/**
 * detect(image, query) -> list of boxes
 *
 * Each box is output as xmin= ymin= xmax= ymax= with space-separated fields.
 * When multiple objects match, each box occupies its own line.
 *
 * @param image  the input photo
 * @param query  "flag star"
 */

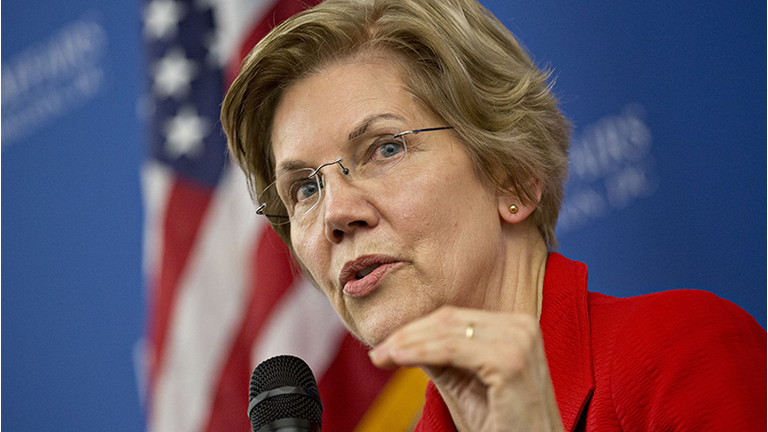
xmin=203 ymin=31 xmax=225 ymax=68
xmin=164 ymin=106 xmax=210 ymax=159
xmin=153 ymin=48 xmax=198 ymax=99
xmin=143 ymin=0 xmax=186 ymax=40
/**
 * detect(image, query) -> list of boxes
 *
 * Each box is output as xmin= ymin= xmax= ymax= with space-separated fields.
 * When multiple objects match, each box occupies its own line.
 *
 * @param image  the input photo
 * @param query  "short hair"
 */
xmin=221 ymin=0 xmax=570 ymax=250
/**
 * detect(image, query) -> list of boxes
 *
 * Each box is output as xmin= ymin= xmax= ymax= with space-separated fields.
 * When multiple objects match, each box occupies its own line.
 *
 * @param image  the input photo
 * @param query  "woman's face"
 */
xmin=271 ymin=56 xmax=509 ymax=346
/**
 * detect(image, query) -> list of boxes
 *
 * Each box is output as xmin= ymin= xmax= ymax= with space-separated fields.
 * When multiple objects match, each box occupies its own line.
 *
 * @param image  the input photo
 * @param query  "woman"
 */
xmin=221 ymin=0 xmax=766 ymax=430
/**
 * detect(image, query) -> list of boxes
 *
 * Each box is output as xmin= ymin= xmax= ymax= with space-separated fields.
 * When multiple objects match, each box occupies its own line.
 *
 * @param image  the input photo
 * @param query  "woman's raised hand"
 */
xmin=369 ymin=306 xmax=564 ymax=432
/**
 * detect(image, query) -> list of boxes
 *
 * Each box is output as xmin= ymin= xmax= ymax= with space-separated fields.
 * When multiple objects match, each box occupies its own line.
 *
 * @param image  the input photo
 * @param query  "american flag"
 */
xmin=140 ymin=0 xmax=429 ymax=430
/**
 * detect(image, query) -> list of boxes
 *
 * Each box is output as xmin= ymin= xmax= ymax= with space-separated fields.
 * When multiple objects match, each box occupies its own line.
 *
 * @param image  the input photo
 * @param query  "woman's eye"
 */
xmin=292 ymin=180 xmax=319 ymax=204
xmin=373 ymin=139 xmax=404 ymax=160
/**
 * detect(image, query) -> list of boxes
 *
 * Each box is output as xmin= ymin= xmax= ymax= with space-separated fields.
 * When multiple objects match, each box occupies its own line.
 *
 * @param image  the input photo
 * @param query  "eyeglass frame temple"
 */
xmin=255 ymin=202 xmax=285 ymax=218
xmin=394 ymin=126 xmax=453 ymax=139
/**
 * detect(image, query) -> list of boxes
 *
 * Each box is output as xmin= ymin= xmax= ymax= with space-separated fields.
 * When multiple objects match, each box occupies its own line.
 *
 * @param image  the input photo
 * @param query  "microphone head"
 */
xmin=248 ymin=355 xmax=322 ymax=432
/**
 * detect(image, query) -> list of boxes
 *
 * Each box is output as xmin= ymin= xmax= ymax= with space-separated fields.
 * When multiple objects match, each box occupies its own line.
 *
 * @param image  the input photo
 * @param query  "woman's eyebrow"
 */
xmin=347 ymin=113 xmax=404 ymax=141
xmin=276 ymin=159 xmax=309 ymax=175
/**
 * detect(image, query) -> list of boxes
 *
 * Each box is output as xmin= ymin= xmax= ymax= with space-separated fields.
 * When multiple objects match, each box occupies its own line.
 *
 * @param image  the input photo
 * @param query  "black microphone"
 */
xmin=248 ymin=355 xmax=323 ymax=432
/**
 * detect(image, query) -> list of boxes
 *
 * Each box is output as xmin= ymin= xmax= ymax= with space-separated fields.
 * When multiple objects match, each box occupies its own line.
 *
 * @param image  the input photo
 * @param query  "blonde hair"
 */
xmin=221 ymin=0 xmax=570 ymax=249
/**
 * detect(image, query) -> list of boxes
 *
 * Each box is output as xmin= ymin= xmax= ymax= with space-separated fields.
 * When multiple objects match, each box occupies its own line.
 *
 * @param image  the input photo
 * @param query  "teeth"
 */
xmin=355 ymin=263 xmax=381 ymax=279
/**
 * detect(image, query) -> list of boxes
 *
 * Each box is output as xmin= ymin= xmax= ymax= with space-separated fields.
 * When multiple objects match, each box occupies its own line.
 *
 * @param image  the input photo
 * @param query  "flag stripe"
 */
xmin=140 ymin=162 xmax=173 ymax=290
xmin=149 ymin=176 xmax=214 ymax=392
xmin=214 ymin=0 xmax=275 ymax=75
xmin=203 ymin=224 xmax=298 ymax=431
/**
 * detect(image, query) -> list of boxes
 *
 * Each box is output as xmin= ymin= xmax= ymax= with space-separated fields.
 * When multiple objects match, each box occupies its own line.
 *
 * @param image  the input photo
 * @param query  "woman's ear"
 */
xmin=497 ymin=180 xmax=542 ymax=224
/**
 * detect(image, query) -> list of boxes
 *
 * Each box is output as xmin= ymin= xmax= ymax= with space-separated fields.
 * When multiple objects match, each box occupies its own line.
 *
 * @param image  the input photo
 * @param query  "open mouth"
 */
xmin=339 ymin=255 xmax=399 ymax=288
xmin=355 ymin=263 xmax=382 ymax=279
xmin=340 ymin=258 xmax=400 ymax=298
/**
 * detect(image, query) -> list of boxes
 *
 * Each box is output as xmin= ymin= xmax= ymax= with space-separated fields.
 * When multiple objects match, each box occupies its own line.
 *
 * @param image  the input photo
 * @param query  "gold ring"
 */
xmin=465 ymin=323 xmax=475 ymax=339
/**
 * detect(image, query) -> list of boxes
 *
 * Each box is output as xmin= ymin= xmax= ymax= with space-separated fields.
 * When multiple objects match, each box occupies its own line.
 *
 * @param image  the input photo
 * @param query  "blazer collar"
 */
xmin=540 ymin=252 xmax=595 ymax=432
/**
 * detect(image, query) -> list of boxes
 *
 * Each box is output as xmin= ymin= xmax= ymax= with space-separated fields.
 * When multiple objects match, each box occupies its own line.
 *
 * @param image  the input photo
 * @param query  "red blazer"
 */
xmin=416 ymin=253 xmax=766 ymax=431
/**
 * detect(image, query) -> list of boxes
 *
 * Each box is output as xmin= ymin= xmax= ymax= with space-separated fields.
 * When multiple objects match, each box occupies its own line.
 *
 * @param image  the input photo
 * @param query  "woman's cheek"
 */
xmin=292 ymin=236 xmax=325 ymax=285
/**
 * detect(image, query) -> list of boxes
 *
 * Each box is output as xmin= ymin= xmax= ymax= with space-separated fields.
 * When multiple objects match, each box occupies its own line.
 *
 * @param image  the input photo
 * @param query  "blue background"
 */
xmin=2 ymin=1 xmax=765 ymax=430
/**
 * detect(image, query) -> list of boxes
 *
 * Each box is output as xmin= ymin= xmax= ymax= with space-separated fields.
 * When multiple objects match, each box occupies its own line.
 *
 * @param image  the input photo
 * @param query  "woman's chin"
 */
xmin=339 ymin=278 xmax=438 ymax=347
xmin=349 ymin=304 xmax=426 ymax=348
xmin=357 ymin=323 xmax=394 ymax=348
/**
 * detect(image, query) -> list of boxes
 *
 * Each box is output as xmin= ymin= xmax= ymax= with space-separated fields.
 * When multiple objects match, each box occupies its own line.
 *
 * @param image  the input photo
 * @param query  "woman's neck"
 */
xmin=479 ymin=222 xmax=548 ymax=317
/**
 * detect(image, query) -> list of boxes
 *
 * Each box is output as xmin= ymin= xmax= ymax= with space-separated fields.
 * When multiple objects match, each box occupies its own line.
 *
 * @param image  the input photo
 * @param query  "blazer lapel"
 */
xmin=540 ymin=253 xmax=595 ymax=432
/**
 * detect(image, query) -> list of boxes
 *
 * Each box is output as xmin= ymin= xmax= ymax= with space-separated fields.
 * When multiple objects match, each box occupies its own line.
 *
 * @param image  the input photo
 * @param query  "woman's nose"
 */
xmin=320 ymin=175 xmax=379 ymax=243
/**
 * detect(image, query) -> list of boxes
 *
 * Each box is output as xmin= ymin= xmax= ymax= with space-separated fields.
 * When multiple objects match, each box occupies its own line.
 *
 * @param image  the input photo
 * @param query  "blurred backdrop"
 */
xmin=2 ymin=0 xmax=765 ymax=431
